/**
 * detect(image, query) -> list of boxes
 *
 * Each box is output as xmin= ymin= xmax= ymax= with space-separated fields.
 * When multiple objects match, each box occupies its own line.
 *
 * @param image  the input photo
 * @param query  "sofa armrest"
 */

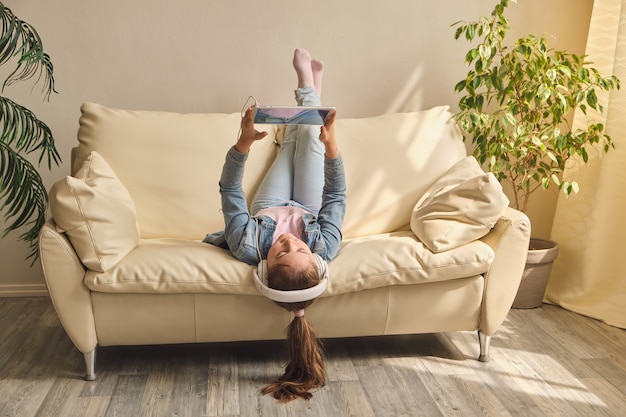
xmin=39 ymin=219 xmax=97 ymax=354
xmin=479 ymin=207 xmax=531 ymax=335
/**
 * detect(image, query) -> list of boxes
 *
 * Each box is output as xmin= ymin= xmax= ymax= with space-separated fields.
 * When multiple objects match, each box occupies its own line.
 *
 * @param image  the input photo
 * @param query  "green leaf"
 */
xmin=559 ymin=65 xmax=572 ymax=77
xmin=471 ymin=76 xmax=483 ymax=91
xmin=454 ymin=26 xmax=464 ymax=40
xmin=581 ymin=146 xmax=589 ymax=163
xmin=587 ymin=89 xmax=598 ymax=109
xmin=479 ymin=45 xmax=491 ymax=60
xmin=0 ymin=6 xmax=57 ymax=99
xmin=0 ymin=96 xmax=60 ymax=168
xmin=0 ymin=141 xmax=49 ymax=262
xmin=466 ymin=24 xmax=476 ymax=41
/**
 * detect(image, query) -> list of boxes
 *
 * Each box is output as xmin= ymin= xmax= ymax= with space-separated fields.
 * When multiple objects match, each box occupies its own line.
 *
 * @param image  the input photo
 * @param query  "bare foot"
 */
xmin=293 ymin=48 xmax=314 ymax=89
xmin=311 ymin=59 xmax=324 ymax=97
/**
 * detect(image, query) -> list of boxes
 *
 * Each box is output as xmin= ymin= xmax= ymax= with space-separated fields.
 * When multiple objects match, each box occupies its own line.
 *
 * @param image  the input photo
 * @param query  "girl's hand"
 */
xmin=319 ymin=111 xmax=339 ymax=158
xmin=235 ymin=107 xmax=268 ymax=153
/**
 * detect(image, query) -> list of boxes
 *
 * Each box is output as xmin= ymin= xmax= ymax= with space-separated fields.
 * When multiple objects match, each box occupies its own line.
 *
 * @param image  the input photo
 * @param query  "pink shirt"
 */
xmin=255 ymin=206 xmax=307 ymax=243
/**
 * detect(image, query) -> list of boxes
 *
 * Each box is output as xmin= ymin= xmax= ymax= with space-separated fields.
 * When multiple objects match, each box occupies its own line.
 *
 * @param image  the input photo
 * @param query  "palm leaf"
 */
xmin=0 ymin=98 xmax=60 ymax=263
xmin=0 ymin=96 xmax=61 ymax=168
xmin=0 ymin=3 xmax=56 ymax=99
xmin=0 ymin=140 xmax=48 ymax=264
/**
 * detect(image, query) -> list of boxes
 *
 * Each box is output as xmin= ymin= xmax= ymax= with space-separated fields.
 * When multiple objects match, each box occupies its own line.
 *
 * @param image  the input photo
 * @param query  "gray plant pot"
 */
xmin=511 ymin=238 xmax=560 ymax=309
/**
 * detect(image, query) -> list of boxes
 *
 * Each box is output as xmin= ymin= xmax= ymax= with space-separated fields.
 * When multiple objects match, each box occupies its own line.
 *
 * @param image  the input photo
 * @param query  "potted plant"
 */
xmin=451 ymin=0 xmax=620 ymax=307
xmin=0 ymin=3 xmax=60 ymax=264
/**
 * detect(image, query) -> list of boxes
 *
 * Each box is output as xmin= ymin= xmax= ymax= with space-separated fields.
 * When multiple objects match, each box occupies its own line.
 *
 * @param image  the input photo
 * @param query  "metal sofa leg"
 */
xmin=478 ymin=331 xmax=491 ymax=362
xmin=84 ymin=349 xmax=97 ymax=381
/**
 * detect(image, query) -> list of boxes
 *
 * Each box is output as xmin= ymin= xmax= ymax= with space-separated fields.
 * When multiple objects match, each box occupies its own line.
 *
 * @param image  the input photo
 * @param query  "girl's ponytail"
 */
xmin=262 ymin=263 xmax=326 ymax=402
xmin=261 ymin=314 xmax=325 ymax=402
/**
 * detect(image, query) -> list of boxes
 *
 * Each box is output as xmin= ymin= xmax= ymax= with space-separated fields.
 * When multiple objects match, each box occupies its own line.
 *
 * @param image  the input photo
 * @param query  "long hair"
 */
xmin=260 ymin=262 xmax=326 ymax=402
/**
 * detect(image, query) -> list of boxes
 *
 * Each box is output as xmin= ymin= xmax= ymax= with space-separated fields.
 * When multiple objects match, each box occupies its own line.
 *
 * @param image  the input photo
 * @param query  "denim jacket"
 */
xmin=203 ymin=146 xmax=346 ymax=265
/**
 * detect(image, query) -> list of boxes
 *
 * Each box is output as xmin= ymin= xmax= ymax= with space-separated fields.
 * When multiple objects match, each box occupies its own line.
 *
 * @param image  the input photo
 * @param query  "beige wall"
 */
xmin=0 ymin=0 xmax=593 ymax=295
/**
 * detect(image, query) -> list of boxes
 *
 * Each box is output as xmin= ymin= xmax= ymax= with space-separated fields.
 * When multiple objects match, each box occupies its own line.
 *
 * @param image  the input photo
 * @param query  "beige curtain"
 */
xmin=545 ymin=0 xmax=626 ymax=329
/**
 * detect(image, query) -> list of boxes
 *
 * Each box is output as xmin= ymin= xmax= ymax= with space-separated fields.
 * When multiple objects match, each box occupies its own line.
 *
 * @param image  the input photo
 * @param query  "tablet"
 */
xmin=252 ymin=106 xmax=335 ymax=125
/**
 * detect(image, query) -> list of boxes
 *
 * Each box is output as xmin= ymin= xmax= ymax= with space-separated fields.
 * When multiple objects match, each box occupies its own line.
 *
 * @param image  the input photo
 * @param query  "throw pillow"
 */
xmin=49 ymin=151 xmax=139 ymax=272
xmin=410 ymin=156 xmax=509 ymax=252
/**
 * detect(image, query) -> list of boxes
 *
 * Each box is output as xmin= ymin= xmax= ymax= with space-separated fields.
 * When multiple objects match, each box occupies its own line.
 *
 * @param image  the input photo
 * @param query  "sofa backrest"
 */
xmin=336 ymin=106 xmax=467 ymax=237
xmin=72 ymin=103 xmax=466 ymax=240
xmin=73 ymin=102 xmax=278 ymax=239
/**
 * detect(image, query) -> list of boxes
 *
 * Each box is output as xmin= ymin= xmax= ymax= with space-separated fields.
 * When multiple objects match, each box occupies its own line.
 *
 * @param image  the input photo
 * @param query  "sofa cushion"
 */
xmin=83 ymin=232 xmax=495 ymax=295
xmin=410 ymin=156 xmax=509 ymax=252
xmin=335 ymin=106 xmax=468 ymax=238
xmin=73 ymin=102 xmax=279 ymax=240
xmin=49 ymin=151 xmax=139 ymax=272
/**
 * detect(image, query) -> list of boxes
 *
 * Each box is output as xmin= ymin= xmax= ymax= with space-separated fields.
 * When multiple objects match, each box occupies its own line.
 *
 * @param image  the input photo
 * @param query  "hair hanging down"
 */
xmin=260 ymin=262 xmax=326 ymax=402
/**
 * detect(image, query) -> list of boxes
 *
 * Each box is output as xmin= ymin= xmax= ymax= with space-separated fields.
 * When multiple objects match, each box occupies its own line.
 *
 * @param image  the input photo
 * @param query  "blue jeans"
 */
xmin=250 ymin=86 xmax=324 ymax=215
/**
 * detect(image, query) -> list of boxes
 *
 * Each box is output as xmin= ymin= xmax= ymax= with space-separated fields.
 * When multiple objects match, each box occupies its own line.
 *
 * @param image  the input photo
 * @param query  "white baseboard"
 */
xmin=0 ymin=283 xmax=49 ymax=297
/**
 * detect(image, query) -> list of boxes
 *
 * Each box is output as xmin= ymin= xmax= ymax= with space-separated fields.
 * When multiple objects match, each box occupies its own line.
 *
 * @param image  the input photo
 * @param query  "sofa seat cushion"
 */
xmin=84 ymin=232 xmax=495 ymax=296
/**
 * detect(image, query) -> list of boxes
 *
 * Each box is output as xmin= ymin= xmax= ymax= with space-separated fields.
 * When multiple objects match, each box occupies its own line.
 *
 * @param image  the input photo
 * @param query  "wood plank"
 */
xmin=68 ymin=395 xmax=110 ymax=417
xmin=331 ymin=380 xmax=377 ymax=417
xmin=206 ymin=350 xmax=239 ymax=417
xmin=138 ymin=352 xmax=179 ymax=417
xmin=356 ymin=363 xmax=421 ymax=417
xmin=383 ymin=357 xmax=444 ymax=417
xmin=233 ymin=342 xmax=265 ymax=417
xmin=324 ymin=339 xmax=360 ymax=382
xmin=33 ymin=376 xmax=85 ymax=417
xmin=495 ymin=349 xmax=592 ymax=417
xmin=470 ymin=359 xmax=546 ymax=417
xmin=103 ymin=374 xmax=147 ymax=417
xmin=0 ymin=378 xmax=55 ymax=417
xmin=173 ymin=348 xmax=210 ymax=417
xmin=579 ymin=377 xmax=626 ymax=415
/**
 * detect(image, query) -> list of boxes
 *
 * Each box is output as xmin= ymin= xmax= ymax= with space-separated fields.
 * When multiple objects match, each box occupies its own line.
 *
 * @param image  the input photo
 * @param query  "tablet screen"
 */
xmin=253 ymin=107 xmax=334 ymax=125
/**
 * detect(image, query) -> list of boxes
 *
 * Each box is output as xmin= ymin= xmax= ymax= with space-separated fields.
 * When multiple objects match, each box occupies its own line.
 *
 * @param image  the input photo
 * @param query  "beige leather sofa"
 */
xmin=39 ymin=103 xmax=530 ymax=380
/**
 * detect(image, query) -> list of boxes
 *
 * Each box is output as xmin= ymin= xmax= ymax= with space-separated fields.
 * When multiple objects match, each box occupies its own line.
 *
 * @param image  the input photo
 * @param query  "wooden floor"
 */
xmin=0 ymin=297 xmax=624 ymax=417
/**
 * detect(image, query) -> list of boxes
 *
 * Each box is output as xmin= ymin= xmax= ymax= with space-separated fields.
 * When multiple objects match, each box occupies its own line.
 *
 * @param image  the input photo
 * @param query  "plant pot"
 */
xmin=511 ymin=238 xmax=560 ymax=309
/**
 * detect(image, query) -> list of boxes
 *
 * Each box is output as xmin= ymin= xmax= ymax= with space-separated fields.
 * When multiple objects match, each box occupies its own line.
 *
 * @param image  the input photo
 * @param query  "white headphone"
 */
xmin=253 ymin=253 xmax=329 ymax=303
